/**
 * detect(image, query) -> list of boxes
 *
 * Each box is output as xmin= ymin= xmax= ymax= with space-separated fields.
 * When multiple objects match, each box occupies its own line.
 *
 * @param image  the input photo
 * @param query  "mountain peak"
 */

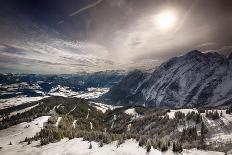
xmin=103 ymin=50 xmax=232 ymax=107
xmin=186 ymin=50 xmax=202 ymax=56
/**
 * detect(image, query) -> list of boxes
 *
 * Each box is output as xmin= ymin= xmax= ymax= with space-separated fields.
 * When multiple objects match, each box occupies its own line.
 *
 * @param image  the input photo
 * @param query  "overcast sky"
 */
xmin=0 ymin=0 xmax=232 ymax=74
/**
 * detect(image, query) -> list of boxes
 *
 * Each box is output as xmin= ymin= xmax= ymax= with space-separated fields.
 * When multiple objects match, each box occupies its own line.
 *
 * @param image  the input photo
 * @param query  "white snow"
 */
xmin=0 ymin=138 xmax=226 ymax=155
xmin=48 ymin=86 xmax=109 ymax=99
xmin=86 ymin=109 xmax=90 ymax=119
xmin=209 ymin=132 xmax=232 ymax=143
xmin=125 ymin=108 xmax=136 ymax=115
xmin=55 ymin=117 xmax=62 ymax=127
xmin=0 ymin=96 xmax=49 ymax=110
xmin=167 ymin=109 xmax=198 ymax=119
xmin=0 ymin=116 xmax=50 ymax=147
xmin=72 ymin=120 xmax=77 ymax=128
xmin=124 ymin=108 xmax=141 ymax=119
xmin=67 ymin=106 xmax=77 ymax=115
xmin=90 ymin=122 xmax=93 ymax=130
xmin=221 ymin=110 xmax=232 ymax=126
xmin=74 ymin=88 xmax=109 ymax=99
xmin=111 ymin=115 xmax=117 ymax=128
xmin=49 ymin=104 xmax=61 ymax=115
xmin=90 ymin=101 xmax=119 ymax=113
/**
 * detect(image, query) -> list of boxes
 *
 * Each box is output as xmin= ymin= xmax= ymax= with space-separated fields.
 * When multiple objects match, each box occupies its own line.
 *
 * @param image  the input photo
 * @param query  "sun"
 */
xmin=156 ymin=11 xmax=177 ymax=29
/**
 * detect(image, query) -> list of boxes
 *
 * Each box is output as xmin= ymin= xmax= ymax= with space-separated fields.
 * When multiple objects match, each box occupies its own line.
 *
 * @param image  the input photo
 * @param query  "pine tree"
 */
xmin=89 ymin=142 xmax=92 ymax=149
xmin=161 ymin=142 xmax=168 ymax=152
xmin=99 ymin=140 xmax=103 ymax=147
xmin=138 ymin=136 xmax=145 ymax=147
xmin=146 ymin=139 xmax=152 ymax=152
xmin=117 ymin=136 xmax=125 ymax=148
xmin=28 ymin=140 xmax=31 ymax=145
xmin=173 ymin=142 xmax=182 ymax=153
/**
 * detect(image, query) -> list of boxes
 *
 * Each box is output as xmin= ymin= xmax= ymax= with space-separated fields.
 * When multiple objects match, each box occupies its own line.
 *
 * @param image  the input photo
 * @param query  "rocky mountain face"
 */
xmin=102 ymin=50 xmax=232 ymax=107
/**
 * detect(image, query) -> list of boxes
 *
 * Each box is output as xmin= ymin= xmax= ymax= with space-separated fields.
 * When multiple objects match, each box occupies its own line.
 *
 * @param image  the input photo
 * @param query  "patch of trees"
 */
xmin=0 ymin=97 xmax=61 ymax=130
xmin=186 ymin=111 xmax=202 ymax=124
xmin=173 ymin=142 xmax=183 ymax=153
xmin=47 ymin=116 xmax=58 ymax=124
xmin=197 ymin=108 xmax=205 ymax=113
xmin=0 ymin=99 xmax=39 ymax=116
xmin=226 ymin=106 xmax=232 ymax=114
xmin=174 ymin=111 xmax=185 ymax=120
xmin=105 ymin=113 xmax=131 ymax=134
xmin=205 ymin=110 xmax=220 ymax=120
xmin=128 ymin=112 xmax=176 ymax=138
xmin=0 ymin=96 xmax=103 ymax=130
xmin=181 ymin=127 xmax=198 ymax=141
xmin=137 ymin=136 xmax=173 ymax=153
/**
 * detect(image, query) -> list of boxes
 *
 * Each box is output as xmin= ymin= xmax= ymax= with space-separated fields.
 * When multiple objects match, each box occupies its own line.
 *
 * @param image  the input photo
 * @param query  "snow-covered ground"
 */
xmin=204 ymin=110 xmax=232 ymax=144
xmin=48 ymin=85 xmax=109 ymax=99
xmin=90 ymin=101 xmax=119 ymax=113
xmin=55 ymin=117 xmax=62 ymax=127
xmin=0 ymin=137 xmax=227 ymax=155
xmin=0 ymin=108 xmax=232 ymax=154
xmin=0 ymin=96 xmax=49 ymax=110
xmin=167 ymin=109 xmax=198 ymax=119
xmin=0 ymin=116 xmax=50 ymax=147
xmin=124 ymin=108 xmax=141 ymax=119
xmin=73 ymin=87 xmax=109 ymax=99
xmin=0 ymin=87 xmax=108 ymax=111
xmin=167 ymin=109 xmax=232 ymax=147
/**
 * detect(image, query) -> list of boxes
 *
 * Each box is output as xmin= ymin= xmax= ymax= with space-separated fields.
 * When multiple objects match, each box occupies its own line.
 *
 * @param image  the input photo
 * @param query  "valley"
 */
xmin=0 ymin=52 xmax=232 ymax=155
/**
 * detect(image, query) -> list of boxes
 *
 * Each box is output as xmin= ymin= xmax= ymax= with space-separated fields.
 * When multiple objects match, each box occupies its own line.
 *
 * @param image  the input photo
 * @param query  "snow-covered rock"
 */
xmin=103 ymin=50 xmax=232 ymax=107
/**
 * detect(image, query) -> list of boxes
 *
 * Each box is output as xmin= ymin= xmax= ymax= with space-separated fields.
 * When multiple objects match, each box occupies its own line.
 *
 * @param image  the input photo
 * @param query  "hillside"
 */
xmin=0 ymin=96 xmax=232 ymax=154
xmin=102 ymin=51 xmax=232 ymax=107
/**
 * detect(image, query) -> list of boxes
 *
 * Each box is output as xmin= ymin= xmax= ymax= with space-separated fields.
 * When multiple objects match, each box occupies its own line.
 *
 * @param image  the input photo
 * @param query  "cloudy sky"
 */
xmin=0 ymin=0 xmax=232 ymax=74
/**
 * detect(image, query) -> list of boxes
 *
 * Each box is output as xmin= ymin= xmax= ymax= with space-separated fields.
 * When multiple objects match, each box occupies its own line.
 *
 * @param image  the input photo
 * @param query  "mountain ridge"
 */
xmin=101 ymin=50 xmax=232 ymax=107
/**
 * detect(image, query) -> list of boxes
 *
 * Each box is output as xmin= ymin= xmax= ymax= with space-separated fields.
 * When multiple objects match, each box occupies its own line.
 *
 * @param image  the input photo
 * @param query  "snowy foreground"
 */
xmin=0 ymin=138 xmax=226 ymax=155
xmin=0 ymin=116 xmax=229 ymax=155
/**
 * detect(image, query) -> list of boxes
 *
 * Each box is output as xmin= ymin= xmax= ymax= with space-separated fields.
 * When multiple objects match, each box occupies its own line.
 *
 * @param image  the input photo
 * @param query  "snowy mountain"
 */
xmin=0 ymin=70 xmax=124 ymax=100
xmin=102 ymin=50 xmax=232 ymax=107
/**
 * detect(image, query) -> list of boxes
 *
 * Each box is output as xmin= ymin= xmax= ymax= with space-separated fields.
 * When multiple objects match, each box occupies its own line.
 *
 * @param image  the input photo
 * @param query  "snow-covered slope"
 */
xmin=103 ymin=51 xmax=232 ymax=107
xmin=0 ymin=87 xmax=108 ymax=110
xmin=0 ymin=116 xmax=50 ymax=147
xmin=166 ymin=109 xmax=232 ymax=146
xmin=0 ymin=138 xmax=227 ymax=155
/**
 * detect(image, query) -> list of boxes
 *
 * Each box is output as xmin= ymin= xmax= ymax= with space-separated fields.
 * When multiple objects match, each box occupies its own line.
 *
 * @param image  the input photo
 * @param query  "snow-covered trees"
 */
xmin=89 ymin=142 xmax=92 ymax=149
xmin=99 ymin=140 xmax=103 ymax=147
xmin=172 ymin=142 xmax=182 ymax=153
xmin=146 ymin=139 xmax=152 ymax=152
xmin=226 ymin=106 xmax=232 ymax=114
xmin=206 ymin=110 xmax=220 ymax=120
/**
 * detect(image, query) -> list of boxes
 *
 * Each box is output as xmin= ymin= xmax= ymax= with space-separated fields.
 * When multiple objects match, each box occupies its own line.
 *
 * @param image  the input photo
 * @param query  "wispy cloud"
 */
xmin=57 ymin=0 xmax=104 ymax=24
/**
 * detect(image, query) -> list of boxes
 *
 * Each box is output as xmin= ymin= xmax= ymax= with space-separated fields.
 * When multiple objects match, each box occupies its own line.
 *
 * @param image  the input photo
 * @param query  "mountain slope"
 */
xmin=102 ymin=50 xmax=232 ymax=107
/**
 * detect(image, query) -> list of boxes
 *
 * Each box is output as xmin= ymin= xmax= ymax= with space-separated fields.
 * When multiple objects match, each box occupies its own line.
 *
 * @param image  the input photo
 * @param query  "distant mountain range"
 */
xmin=0 ymin=70 xmax=125 ymax=99
xmin=102 ymin=51 xmax=232 ymax=107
